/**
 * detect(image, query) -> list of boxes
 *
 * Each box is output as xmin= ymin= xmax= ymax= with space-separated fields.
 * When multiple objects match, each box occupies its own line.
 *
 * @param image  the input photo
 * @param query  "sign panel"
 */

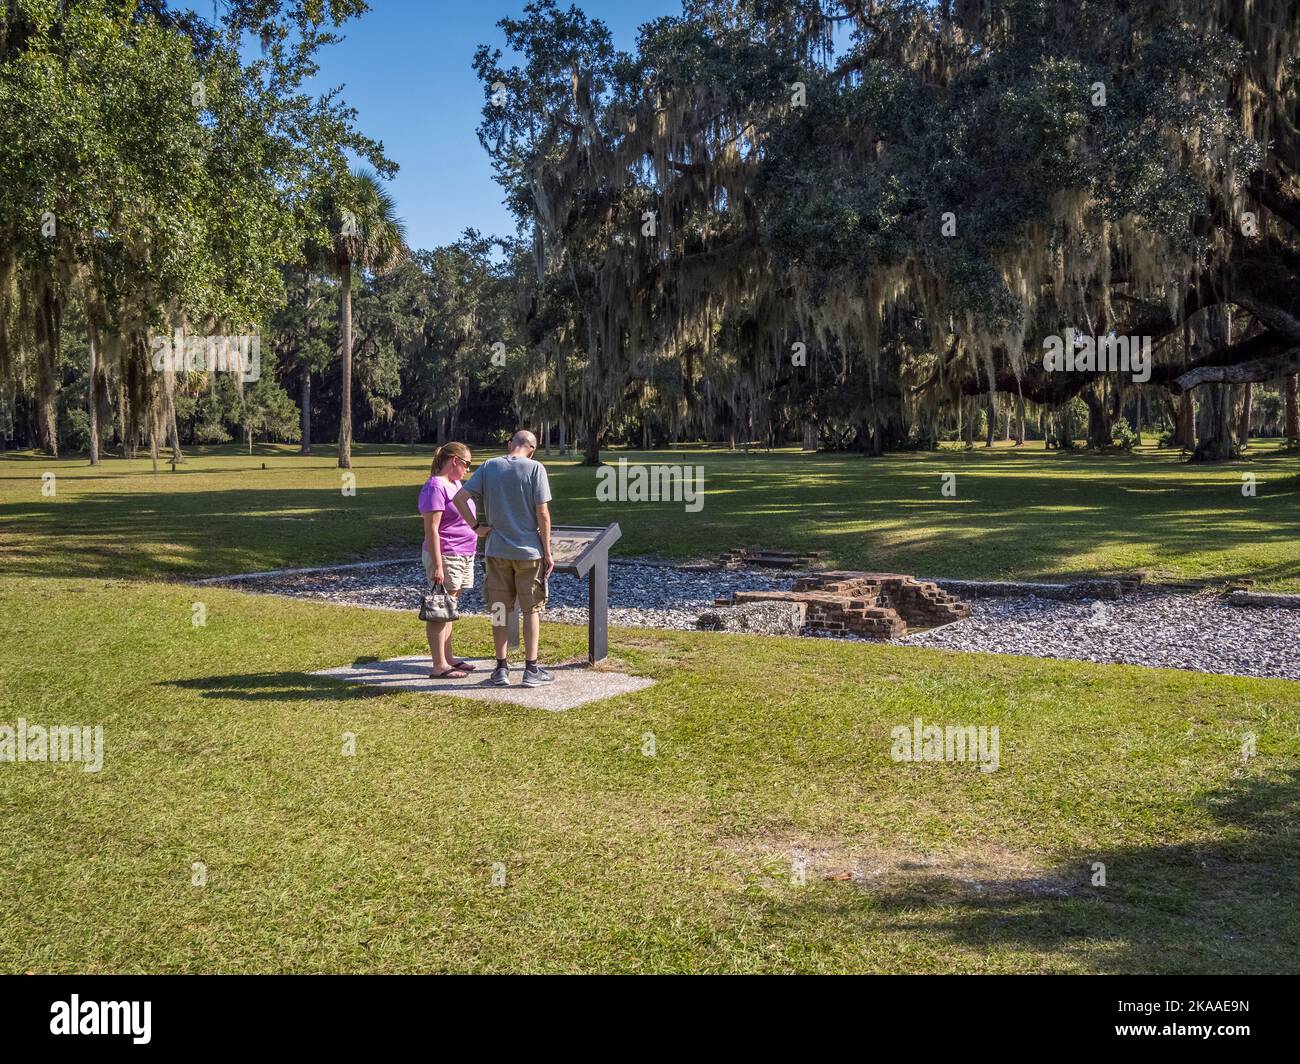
xmin=550 ymin=530 xmax=601 ymax=571
xmin=548 ymin=524 xmax=621 ymax=577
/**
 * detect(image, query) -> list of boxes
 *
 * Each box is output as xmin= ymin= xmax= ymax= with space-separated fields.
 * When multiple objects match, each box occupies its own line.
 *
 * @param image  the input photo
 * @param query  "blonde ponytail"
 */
xmin=431 ymin=441 xmax=471 ymax=476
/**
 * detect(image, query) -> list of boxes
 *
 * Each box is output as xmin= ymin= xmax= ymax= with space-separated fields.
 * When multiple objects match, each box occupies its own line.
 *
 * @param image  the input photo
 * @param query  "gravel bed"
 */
xmin=232 ymin=557 xmax=795 ymax=632
xmin=218 ymin=559 xmax=1300 ymax=681
xmin=902 ymin=592 xmax=1300 ymax=681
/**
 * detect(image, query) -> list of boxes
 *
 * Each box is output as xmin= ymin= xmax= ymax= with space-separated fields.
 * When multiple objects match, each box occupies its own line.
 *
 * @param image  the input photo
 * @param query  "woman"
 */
xmin=419 ymin=442 xmax=482 ymax=678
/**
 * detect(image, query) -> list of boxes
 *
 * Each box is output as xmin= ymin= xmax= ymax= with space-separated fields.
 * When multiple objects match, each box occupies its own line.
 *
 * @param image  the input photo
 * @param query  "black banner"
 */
xmin=1 ymin=974 xmax=1291 ymax=1051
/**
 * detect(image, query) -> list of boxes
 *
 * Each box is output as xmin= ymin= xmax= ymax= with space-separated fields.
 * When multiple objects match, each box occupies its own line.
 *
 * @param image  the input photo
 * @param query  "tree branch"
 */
xmin=1248 ymin=168 xmax=1300 ymax=234
xmin=1171 ymin=345 xmax=1300 ymax=393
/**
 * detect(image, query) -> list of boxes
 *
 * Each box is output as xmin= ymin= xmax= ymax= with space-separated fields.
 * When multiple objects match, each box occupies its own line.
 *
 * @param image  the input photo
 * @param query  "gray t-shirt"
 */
xmin=464 ymin=454 xmax=552 ymax=560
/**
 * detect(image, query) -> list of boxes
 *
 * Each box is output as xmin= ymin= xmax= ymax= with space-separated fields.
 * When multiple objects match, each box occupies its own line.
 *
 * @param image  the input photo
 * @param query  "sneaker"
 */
xmin=521 ymin=665 xmax=555 ymax=687
xmin=489 ymin=665 xmax=512 ymax=687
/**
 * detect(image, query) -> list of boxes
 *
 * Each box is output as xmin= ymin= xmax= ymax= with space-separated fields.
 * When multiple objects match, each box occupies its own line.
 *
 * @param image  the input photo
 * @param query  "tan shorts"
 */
xmin=484 ymin=556 xmax=547 ymax=616
xmin=422 ymin=550 xmax=475 ymax=593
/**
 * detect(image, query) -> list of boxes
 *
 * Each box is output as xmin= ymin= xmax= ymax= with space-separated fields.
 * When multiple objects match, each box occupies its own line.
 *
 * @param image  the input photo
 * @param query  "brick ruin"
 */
xmin=714 ymin=571 xmax=971 ymax=638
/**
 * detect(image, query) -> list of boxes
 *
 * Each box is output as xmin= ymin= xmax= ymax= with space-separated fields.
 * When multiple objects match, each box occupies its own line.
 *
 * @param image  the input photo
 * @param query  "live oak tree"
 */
xmin=475 ymin=0 xmax=1300 ymax=461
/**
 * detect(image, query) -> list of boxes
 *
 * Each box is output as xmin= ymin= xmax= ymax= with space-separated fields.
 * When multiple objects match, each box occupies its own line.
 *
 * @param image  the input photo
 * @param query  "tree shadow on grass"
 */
xmin=162 ymin=669 xmax=389 ymax=704
xmin=772 ymin=769 xmax=1300 ymax=973
xmin=4 ymin=446 xmax=1297 ymax=585
xmin=0 ymin=483 xmax=427 ymax=581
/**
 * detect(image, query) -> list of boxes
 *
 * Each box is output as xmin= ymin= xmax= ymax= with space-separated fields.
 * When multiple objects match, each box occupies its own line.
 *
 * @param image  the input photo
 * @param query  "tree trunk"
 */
xmin=1175 ymin=317 xmax=1196 ymax=450
xmin=582 ymin=415 xmax=601 ymax=465
xmin=1015 ymin=394 xmax=1025 ymax=445
xmin=1176 ymin=392 xmax=1196 ymax=449
xmin=1286 ymin=374 xmax=1299 ymax=444
xmin=558 ymin=418 xmax=568 ymax=456
xmin=116 ymin=373 xmax=127 ymax=459
xmin=337 ymin=260 xmax=353 ymax=469
xmin=962 ymin=397 xmax=975 ymax=448
xmin=1084 ymin=393 xmax=1103 ymax=448
xmin=157 ymin=330 xmax=185 ymax=463
xmin=87 ymin=324 xmax=100 ymax=465
xmin=984 ymin=394 xmax=995 ymax=447
xmin=1192 ymin=309 xmax=1238 ymax=462
xmin=1054 ymin=403 xmax=1074 ymax=449
xmin=149 ymin=395 xmax=160 ymax=475
xmin=801 ymin=421 xmax=817 ymax=451
xmin=36 ymin=284 xmax=59 ymax=457
xmin=1192 ymin=384 xmax=1239 ymax=461
xmin=853 ymin=418 xmax=871 ymax=454
xmin=300 ymin=363 xmax=312 ymax=454
xmin=168 ymin=399 xmax=184 ymax=463
xmin=1083 ymin=386 xmax=1112 ymax=448
xmin=1238 ymin=382 xmax=1253 ymax=447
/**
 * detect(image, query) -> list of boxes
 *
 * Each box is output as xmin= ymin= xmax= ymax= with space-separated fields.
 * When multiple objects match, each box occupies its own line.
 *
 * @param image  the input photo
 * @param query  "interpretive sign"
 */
xmin=505 ymin=523 xmax=621 ymax=663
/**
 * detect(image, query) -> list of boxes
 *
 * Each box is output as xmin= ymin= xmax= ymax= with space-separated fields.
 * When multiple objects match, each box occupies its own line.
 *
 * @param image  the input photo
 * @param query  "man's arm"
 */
xmin=536 ymin=501 xmax=553 ymax=576
xmin=452 ymin=487 xmax=479 ymax=529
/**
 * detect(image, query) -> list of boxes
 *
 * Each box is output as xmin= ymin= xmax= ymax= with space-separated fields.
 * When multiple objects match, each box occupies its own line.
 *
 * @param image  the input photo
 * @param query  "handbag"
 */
xmin=419 ymin=581 xmax=460 ymax=622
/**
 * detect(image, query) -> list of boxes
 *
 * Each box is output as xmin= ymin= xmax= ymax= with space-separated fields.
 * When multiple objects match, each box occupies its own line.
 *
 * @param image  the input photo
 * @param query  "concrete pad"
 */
xmin=312 ymin=656 xmax=655 ymax=712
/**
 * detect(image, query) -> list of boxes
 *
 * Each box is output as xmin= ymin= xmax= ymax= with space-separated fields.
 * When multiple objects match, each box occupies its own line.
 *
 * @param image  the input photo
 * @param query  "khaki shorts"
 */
xmin=422 ymin=550 xmax=475 ymax=593
xmin=484 ymin=556 xmax=547 ymax=616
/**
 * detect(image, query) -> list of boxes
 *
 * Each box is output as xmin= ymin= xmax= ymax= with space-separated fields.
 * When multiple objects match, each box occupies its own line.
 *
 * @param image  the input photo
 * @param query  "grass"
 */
xmin=1 ymin=438 xmax=1297 ymax=587
xmin=1 ymin=441 xmax=1298 ymax=972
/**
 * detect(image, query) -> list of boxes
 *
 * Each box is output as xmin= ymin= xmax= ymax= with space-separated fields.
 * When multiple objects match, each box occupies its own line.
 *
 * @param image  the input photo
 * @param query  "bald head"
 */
xmin=508 ymin=429 xmax=537 ymax=454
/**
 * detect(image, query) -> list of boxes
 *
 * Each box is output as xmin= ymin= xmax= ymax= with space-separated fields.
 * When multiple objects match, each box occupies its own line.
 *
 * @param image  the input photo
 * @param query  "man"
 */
xmin=453 ymin=429 xmax=555 ymax=687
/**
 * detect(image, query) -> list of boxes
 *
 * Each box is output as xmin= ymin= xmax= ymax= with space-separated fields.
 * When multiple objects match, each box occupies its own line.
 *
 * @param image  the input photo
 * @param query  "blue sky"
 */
xmin=302 ymin=1 xmax=683 ymax=251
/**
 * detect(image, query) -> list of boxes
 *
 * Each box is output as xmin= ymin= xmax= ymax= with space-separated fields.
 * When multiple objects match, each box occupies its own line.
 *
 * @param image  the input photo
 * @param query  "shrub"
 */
xmin=1112 ymin=417 xmax=1138 ymax=451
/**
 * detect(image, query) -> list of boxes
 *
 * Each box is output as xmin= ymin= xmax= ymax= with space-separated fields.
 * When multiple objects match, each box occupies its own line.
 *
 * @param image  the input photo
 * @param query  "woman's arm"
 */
xmin=424 ymin=510 xmax=445 ymax=580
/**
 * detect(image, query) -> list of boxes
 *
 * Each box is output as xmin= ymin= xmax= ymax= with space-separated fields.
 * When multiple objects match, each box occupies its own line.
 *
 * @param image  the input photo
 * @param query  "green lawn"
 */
xmin=2 ymin=438 xmax=1297 ymax=587
xmin=1 ymin=442 xmax=1298 ymax=973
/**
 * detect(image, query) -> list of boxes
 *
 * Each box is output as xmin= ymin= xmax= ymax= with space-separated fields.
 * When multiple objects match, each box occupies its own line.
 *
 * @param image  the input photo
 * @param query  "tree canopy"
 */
xmin=2 ymin=0 xmax=1298 ymax=463
xmin=475 ymin=0 xmax=1300 ymax=460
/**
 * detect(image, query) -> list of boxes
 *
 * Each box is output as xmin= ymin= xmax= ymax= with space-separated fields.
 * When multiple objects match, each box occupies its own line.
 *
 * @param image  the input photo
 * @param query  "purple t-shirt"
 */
xmin=419 ymin=476 xmax=477 ymax=556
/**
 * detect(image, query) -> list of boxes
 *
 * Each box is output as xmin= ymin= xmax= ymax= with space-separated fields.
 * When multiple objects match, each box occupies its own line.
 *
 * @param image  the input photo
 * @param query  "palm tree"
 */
xmin=326 ymin=169 xmax=406 ymax=469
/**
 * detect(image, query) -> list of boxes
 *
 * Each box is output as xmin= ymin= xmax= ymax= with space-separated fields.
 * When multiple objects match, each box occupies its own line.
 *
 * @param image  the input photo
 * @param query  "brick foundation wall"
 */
xmin=715 ymin=571 xmax=969 ymax=639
